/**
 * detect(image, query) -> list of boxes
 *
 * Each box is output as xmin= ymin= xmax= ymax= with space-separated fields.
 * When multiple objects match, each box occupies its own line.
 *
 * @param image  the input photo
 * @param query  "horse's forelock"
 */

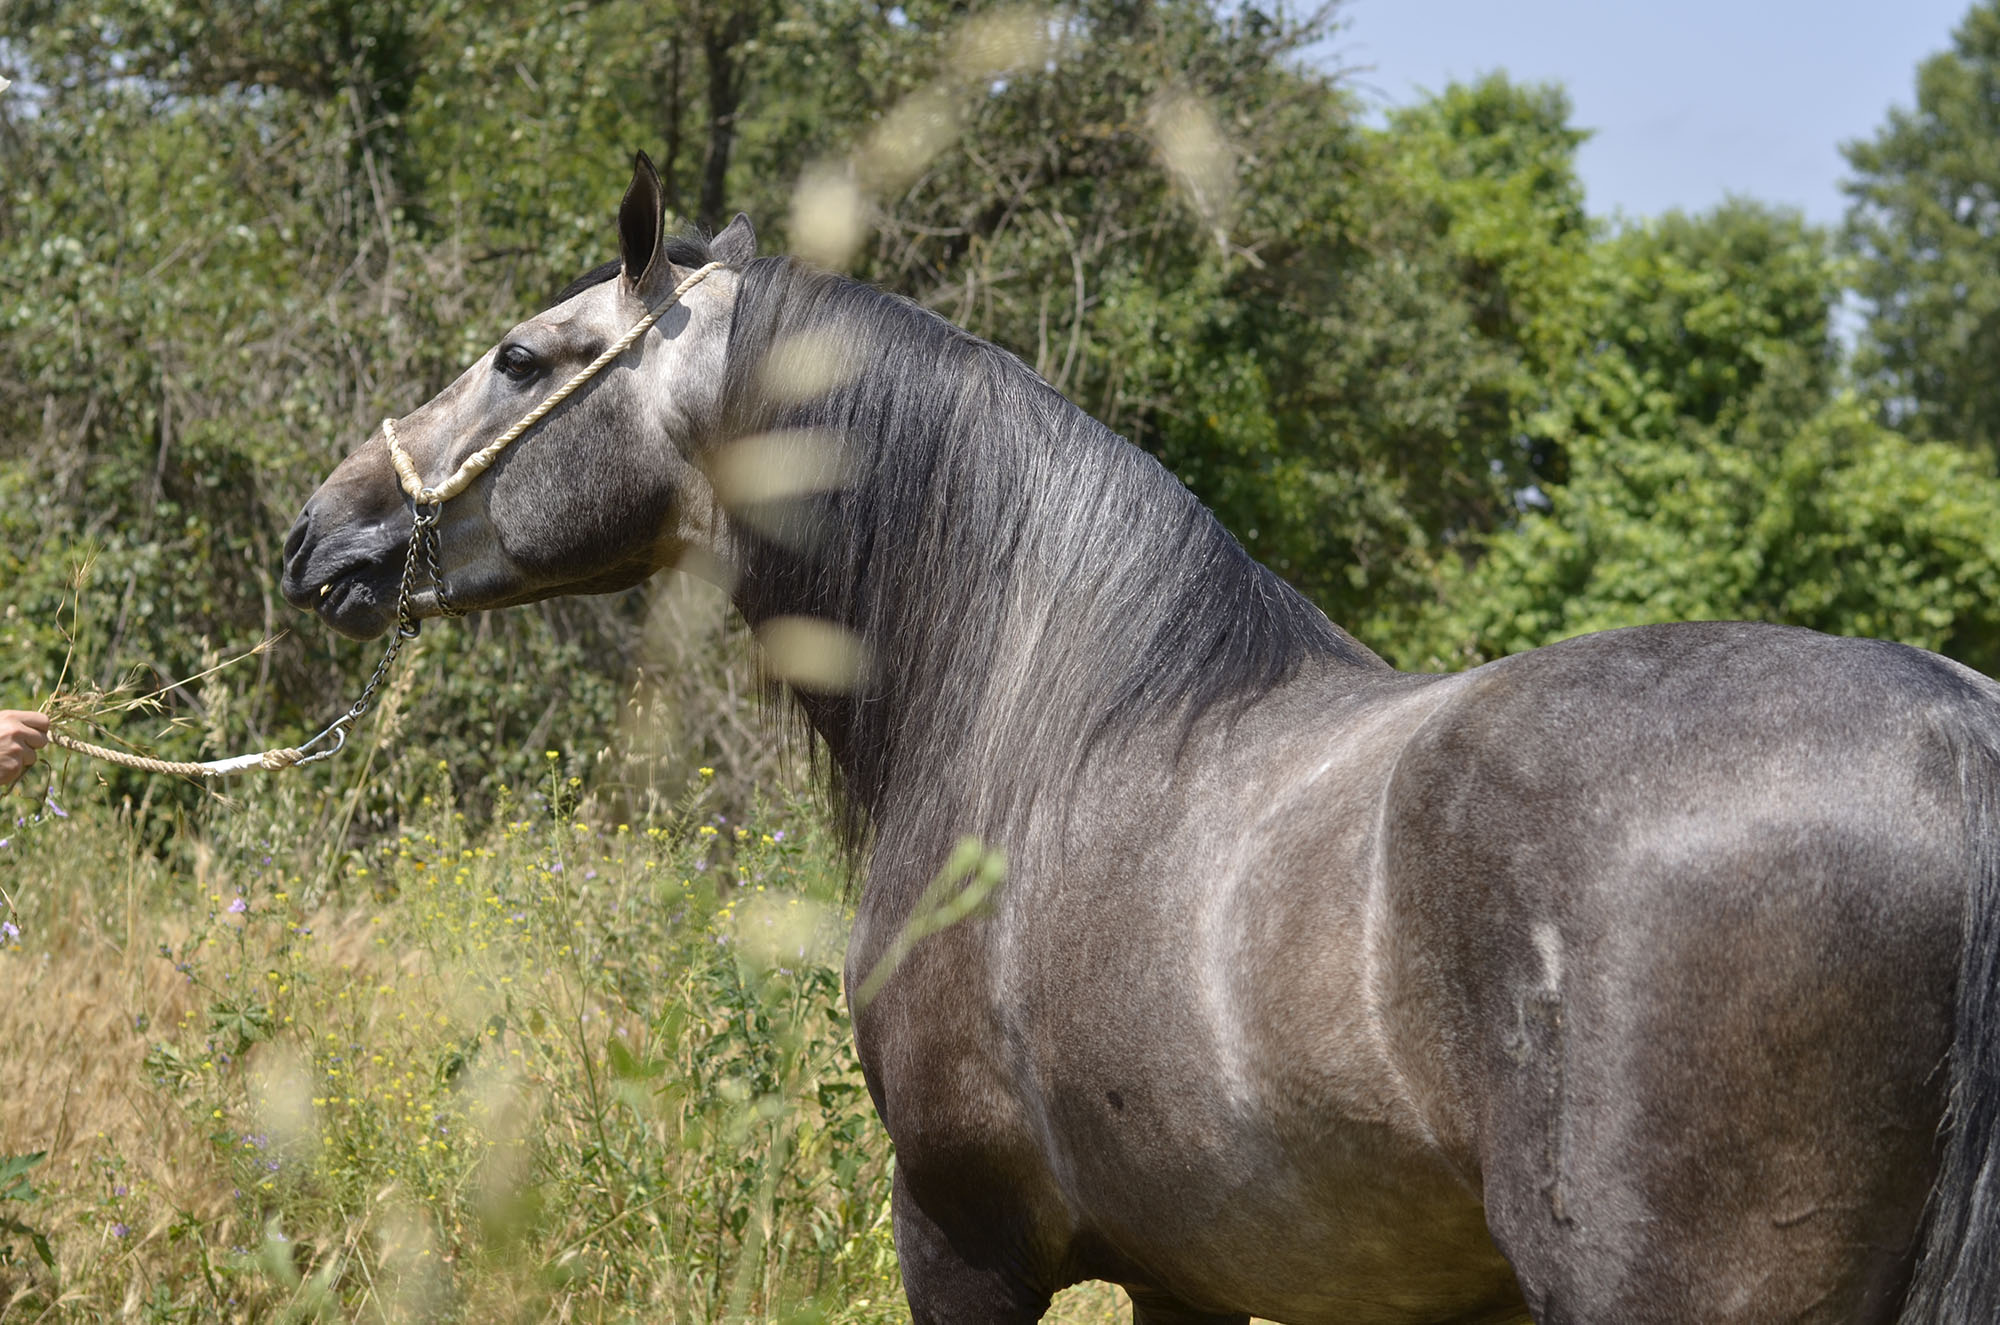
xmin=546 ymin=232 xmax=718 ymax=311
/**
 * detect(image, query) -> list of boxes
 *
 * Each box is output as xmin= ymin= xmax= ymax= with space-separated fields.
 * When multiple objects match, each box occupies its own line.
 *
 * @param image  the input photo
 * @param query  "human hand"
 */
xmin=0 ymin=712 xmax=51 ymax=789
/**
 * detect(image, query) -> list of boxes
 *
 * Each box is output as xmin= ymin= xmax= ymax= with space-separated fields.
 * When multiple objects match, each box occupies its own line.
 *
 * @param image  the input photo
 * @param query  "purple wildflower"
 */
xmin=111 ymin=1223 xmax=128 ymax=1238
xmin=227 ymin=897 xmax=247 ymax=914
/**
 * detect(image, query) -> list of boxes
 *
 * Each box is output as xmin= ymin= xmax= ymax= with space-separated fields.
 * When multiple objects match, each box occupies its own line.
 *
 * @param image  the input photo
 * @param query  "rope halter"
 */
xmin=385 ymin=260 xmax=724 ymax=506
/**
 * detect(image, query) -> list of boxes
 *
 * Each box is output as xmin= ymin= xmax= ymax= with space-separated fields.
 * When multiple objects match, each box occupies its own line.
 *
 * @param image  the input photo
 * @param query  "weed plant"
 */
xmin=0 ymin=743 xmax=1132 ymax=1323
xmin=0 ymin=751 xmax=876 ymax=1319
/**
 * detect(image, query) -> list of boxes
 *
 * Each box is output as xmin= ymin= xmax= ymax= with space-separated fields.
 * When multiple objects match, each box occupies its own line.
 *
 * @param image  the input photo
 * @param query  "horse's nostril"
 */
xmin=280 ymin=510 xmax=324 ymax=612
xmin=283 ymin=511 xmax=311 ymax=568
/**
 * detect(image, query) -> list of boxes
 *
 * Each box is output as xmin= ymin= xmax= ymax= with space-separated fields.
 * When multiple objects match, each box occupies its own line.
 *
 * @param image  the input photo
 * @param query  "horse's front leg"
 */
xmin=894 ymin=1165 xmax=1055 ymax=1324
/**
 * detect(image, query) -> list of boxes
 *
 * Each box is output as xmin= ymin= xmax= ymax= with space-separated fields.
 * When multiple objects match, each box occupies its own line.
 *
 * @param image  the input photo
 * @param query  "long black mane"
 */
xmin=692 ymin=249 xmax=1385 ymax=857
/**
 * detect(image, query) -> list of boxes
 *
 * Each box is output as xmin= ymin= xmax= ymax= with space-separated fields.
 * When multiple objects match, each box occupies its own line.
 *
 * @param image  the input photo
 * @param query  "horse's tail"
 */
xmin=1900 ymin=720 xmax=2000 ymax=1324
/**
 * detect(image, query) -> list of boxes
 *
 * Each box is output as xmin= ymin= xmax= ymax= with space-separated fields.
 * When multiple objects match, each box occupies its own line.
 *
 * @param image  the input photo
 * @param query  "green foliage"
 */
xmin=1571 ymin=202 xmax=1837 ymax=436
xmin=0 ymin=1151 xmax=55 ymax=1272
xmin=1403 ymin=200 xmax=2000 ymax=674
xmin=0 ymin=42 xmax=725 ymax=813
xmin=1407 ymin=395 xmax=2000 ymax=667
xmin=1844 ymin=0 xmax=2000 ymax=455
xmin=1380 ymin=76 xmax=1592 ymax=484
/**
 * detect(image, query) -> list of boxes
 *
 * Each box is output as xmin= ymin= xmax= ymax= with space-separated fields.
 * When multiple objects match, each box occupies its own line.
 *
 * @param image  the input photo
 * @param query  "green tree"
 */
xmin=0 ymin=11 xmax=652 ymax=806
xmin=1844 ymin=0 xmax=2000 ymax=455
xmin=1379 ymin=75 xmax=1592 ymax=492
xmin=827 ymin=36 xmax=1598 ymax=630
xmin=1405 ymin=200 xmax=2000 ymax=676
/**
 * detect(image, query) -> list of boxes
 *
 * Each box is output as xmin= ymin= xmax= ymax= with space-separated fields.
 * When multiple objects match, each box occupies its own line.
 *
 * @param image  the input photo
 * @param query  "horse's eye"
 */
xmin=496 ymin=344 xmax=540 ymax=381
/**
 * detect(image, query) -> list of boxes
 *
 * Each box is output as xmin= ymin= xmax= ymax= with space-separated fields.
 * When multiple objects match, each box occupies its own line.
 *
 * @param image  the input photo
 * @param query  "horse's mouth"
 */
xmin=282 ymin=502 xmax=414 ymax=639
xmin=281 ymin=538 xmax=404 ymax=639
xmin=309 ymin=572 xmax=401 ymax=639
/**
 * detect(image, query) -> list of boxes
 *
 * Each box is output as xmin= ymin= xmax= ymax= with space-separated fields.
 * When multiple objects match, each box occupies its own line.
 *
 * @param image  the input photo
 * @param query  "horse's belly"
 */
xmin=1040 ymin=1020 xmax=1520 ymax=1320
xmin=1044 ymin=1088 xmax=1521 ymax=1322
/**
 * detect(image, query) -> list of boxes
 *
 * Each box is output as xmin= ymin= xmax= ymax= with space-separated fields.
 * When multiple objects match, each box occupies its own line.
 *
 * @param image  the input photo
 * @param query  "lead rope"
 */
xmin=45 ymin=260 xmax=725 ymax=779
xmin=44 ymin=492 xmax=439 ymax=777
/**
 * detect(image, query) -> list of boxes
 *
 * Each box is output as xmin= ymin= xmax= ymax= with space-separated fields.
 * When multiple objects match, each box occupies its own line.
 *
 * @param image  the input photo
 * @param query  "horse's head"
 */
xmin=280 ymin=154 xmax=752 ymax=639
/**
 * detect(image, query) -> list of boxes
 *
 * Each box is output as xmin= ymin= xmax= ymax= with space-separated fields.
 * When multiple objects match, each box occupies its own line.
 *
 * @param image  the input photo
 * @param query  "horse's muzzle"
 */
xmin=280 ymin=501 xmax=406 ymax=639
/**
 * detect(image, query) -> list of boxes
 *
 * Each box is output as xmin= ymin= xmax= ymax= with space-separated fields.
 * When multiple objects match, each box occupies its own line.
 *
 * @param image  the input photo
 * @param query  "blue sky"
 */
xmin=1328 ymin=0 xmax=1971 ymax=227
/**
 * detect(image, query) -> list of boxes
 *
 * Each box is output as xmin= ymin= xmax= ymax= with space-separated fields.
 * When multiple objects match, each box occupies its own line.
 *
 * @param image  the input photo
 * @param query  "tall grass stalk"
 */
xmin=0 ymin=736 xmax=1140 ymax=1322
xmin=0 ymin=740 xmax=893 ymax=1320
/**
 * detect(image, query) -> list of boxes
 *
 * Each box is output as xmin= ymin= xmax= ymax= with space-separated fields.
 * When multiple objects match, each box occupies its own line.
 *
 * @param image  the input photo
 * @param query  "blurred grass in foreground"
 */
xmin=0 ymin=757 xmax=1130 ymax=1321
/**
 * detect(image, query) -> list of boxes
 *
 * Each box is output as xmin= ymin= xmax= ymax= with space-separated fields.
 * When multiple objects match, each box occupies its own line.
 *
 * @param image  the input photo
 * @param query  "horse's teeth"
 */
xmin=319 ymin=584 xmax=331 ymax=599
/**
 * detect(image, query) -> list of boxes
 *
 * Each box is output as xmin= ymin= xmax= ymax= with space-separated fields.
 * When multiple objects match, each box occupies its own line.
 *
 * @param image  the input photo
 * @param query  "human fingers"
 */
xmin=0 ymin=713 xmax=49 ymax=748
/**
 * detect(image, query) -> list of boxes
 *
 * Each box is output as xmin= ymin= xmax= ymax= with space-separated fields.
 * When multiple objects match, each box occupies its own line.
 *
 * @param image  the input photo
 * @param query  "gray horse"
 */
xmin=282 ymin=154 xmax=1999 ymax=1324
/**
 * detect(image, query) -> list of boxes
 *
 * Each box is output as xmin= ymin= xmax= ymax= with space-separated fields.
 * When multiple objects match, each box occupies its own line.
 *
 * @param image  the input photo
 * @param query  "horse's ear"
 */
xmin=711 ymin=212 xmax=757 ymax=265
xmin=619 ymin=151 xmax=666 ymax=286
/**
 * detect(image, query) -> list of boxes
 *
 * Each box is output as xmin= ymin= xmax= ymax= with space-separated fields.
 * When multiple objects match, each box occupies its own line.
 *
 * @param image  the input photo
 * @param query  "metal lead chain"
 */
xmin=414 ymin=502 xmax=464 ymax=620
xmin=288 ymin=506 xmax=435 ymax=766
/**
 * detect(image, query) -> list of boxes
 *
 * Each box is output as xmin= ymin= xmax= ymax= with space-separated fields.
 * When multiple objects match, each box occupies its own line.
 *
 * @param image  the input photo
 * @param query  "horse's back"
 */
xmin=1379 ymin=621 xmax=1979 ymax=1323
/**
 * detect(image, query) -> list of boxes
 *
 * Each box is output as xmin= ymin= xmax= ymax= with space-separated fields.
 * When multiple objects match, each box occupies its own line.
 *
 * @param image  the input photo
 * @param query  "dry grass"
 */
xmin=0 ymin=788 xmax=408 ymax=1316
xmin=0 ymin=899 xmax=224 ymax=1316
xmin=0 ymin=751 xmax=1147 ymax=1323
xmin=0 ymin=556 xmax=1135 ymax=1321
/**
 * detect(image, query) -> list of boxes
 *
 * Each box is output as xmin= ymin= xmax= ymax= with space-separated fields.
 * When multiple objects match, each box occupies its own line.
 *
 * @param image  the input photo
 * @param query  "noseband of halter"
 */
xmin=383 ymin=259 xmax=724 ymax=507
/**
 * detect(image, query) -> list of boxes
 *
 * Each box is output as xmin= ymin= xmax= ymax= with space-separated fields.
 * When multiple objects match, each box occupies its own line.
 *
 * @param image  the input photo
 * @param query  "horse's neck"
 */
xmin=729 ymin=449 xmax=1382 ymax=864
xmin=713 ymin=282 xmax=1384 ymax=843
